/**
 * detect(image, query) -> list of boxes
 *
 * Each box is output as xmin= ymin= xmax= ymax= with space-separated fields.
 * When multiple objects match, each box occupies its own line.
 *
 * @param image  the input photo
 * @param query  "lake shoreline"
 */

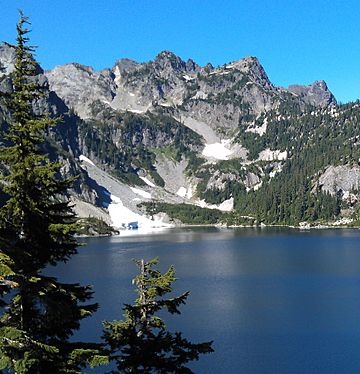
xmin=83 ymin=222 xmax=360 ymax=238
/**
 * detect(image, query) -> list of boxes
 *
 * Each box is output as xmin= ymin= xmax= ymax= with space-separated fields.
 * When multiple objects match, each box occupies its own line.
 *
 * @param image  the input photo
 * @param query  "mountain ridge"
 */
xmin=1 ymin=43 xmax=359 ymax=230
xmin=43 ymin=49 xmax=336 ymax=121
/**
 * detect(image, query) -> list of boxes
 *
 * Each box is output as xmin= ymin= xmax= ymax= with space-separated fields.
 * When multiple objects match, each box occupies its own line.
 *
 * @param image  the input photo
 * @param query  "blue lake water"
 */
xmin=49 ymin=227 xmax=360 ymax=373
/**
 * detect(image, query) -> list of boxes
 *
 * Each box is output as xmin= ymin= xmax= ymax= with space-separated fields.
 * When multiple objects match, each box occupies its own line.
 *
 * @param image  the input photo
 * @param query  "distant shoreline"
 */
xmin=78 ymin=223 xmax=360 ymax=238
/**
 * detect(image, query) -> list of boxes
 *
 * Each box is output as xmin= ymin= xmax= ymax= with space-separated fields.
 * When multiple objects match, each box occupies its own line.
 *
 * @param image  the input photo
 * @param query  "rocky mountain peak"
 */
xmin=155 ymin=50 xmax=179 ymax=61
xmin=313 ymin=80 xmax=328 ymax=90
xmin=36 ymin=47 xmax=338 ymax=124
xmin=113 ymin=58 xmax=140 ymax=75
xmin=201 ymin=62 xmax=214 ymax=73
xmin=154 ymin=50 xmax=195 ymax=74
xmin=154 ymin=50 xmax=186 ymax=70
xmin=234 ymin=55 xmax=260 ymax=67
xmin=185 ymin=58 xmax=201 ymax=72
xmin=288 ymin=80 xmax=336 ymax=107
xmin=230 ymin=56 xmax=273 ymax=90
xmin=64 ymin=63 xmax=95 ymax=75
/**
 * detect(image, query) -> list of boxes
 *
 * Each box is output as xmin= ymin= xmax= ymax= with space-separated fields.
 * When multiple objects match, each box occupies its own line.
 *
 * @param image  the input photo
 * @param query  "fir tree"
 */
xmin=103 ymin=257 xmax=214 ymax=373
xmin=0 ymin=12 xmax=107 ymax=372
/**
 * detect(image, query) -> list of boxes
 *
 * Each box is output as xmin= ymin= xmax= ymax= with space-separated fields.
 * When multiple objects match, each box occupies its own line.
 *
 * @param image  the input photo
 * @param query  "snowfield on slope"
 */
xmin=79 ymin=155 xmax=95 ymax=166
xmin=107 ymin=193 xmax=171 ymax=231
xmin=139 ymin=176 xmax=156 ymax=187
xmin=78 ymin=159 xmax=175 ymax=233
xmin=202 ymin=140 xmax=233 ymax=160
xmin=130 ymin=187 xmax=152 ymax=199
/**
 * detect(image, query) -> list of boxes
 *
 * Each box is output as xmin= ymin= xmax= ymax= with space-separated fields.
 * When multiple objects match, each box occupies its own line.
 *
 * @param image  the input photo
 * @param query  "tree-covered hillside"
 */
xmin=234 ymin=103 xmax=360 ymax=224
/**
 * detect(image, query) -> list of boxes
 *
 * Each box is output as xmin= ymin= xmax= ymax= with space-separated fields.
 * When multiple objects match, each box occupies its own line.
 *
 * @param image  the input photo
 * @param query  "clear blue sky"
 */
xmin=2 ymin=0 xmax=359 ymax=103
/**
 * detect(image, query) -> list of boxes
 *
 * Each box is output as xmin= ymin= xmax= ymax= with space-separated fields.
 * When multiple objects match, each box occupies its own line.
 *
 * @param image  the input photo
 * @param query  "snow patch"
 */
xmin=202 ymin=139 xmax=233 ymax=160
xmin=110 ymin=194 xmax=121 ymax=203
xmin=160 ymin=102 xmax=172 ymax=107
xmin=114 ymin=65 xmax=121 ymax=86
xmin=139 ymin=176 xmax=156 ymax=187
xmin=191 ymin=91 xmax=208 ymax=100
xmin=129 ymin=92 xmax=135 ymax=97
xmin=186 ymin=185 xmax=194 ymax=199
xmin=196 ymin=197 xmax=234 ymax=212
xmin=210 ymin=70 xmax=231 ymax=76
xmin=108 ymin=194 xmax=171 ymax=231
xmin=127 ymin=108 xmax=144 ymax=114
xmin=176 ymin=187 xmax=187 ymax=198
xmin=79 ymin=155 xmax=95 ymax=166
xmin=183 ymin=74 xmax=195 ymax=81
xmin=176 ymin=186 xmax=193 ymax=199
xmin=259 ymin=148 xmax=287 ymax=161
xmin=130 ymin=187 xmax=151 ymax=199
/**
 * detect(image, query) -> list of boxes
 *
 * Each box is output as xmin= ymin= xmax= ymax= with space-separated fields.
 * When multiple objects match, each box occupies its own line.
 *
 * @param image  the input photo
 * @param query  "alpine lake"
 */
xmin=49 ymin=227 xmax=360 ymax=373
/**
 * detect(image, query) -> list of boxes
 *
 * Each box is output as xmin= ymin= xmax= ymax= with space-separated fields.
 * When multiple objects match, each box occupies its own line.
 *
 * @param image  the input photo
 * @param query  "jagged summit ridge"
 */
xmin=154 ymin=50 xmax=200 ymax=73
xmin=39 ymin=49 xmax=337 ymax=124
xmin=0 ymin=45 xmax=336 ymax=123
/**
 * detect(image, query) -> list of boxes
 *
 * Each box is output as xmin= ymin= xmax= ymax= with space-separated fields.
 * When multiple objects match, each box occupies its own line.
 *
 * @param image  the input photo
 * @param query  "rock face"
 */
xmin=0 ymin=45 xmax=16 ymax=76
xmin=44 ymin=50 xmax=336 ymax=135
xmin=318 ymin=165 xmax=360 ymax=196
xmin=110 ymin=50 xmax=201 ymax=113
xmin=288 ymin=80 xmax=336 ymax=108
xmin=45 ymin=63 xmax=117 ymax=118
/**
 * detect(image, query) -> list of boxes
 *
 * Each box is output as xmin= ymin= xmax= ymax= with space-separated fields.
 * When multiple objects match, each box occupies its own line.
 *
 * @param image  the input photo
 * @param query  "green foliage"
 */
xmin=148 ymin=169 xmax=165 ymax=187
xmin=185 ymin=151 xmax=206 ymax=176
xmin=141 ymin=201 xmax=256 ymax=226
xmin=187 ymin=157 xmax=257 ymax=205
xmin=103 ymin=258 xmax=213 ymax=373
xmin=238 ymin=102 xmax=360 ymax=164
xmin=0 ymin=13 xmax=107 ymax=372
xmin=151 ymin=145 xmax=181 ymax=162
xmin=200 ymin=181 xmax=245 ymax=205
xmin=235 ymin=161 xmax=341 ymax=225
xmin=141 ymin=201 xmax=225 ymax=224
xmin=231 ymin=101 xmax=360 ymax=225
xmin=77 ymin=217 xmax=118 ymax=236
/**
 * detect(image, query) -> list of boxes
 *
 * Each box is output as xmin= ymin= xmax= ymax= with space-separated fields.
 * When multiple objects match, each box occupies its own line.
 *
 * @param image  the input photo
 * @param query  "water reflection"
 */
xmin=51 ymin=227 xmax=360 ymax=373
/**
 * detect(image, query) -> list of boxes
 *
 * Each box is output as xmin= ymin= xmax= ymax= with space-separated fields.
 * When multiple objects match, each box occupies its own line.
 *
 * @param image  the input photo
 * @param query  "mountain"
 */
xmin=45 ymin=51 xmax=336 ymax=126
xmin=1 ymin=44 xmax=359 ymax=229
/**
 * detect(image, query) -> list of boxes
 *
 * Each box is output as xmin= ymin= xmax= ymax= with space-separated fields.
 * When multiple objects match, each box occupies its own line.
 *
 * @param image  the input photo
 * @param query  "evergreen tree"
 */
xmin=103 ymin=257 xmax=213 ymax=373
xmin=0 ymin=12 xmax=107 ymax=372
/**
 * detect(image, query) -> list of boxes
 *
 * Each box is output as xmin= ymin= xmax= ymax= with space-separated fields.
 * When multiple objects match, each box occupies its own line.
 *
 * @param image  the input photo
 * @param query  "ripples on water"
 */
xmin=49 ymin=227 xmax=360 ymax=373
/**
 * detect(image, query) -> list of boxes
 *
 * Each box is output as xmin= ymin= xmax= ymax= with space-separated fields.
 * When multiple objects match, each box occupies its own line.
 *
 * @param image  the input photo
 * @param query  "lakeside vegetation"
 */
xmin=0 ymin=14 xmax=213 ymax=373
xmin=140 ymin=201 xmax=359 ymax=229
xmin=76 ymin=217 xmax=119 ymax=236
